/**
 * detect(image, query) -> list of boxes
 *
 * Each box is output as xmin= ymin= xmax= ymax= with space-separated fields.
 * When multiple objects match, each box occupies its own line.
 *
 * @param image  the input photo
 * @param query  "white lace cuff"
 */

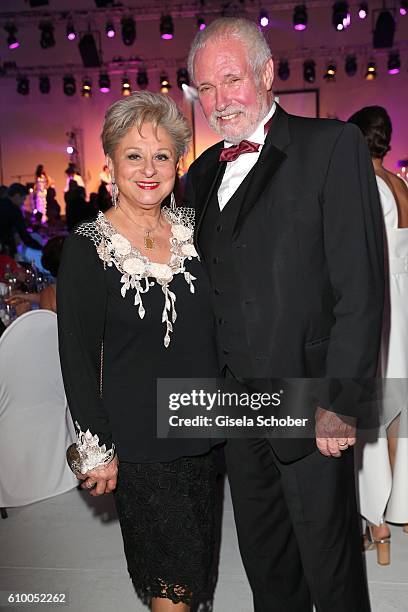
xmin=66 ymin=421 xmax=115 ymax=474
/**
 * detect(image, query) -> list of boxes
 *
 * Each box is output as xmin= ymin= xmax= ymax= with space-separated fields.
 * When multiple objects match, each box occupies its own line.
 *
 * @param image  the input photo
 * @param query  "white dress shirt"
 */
xmin=217 ymin=102 xmax=276 ymax=211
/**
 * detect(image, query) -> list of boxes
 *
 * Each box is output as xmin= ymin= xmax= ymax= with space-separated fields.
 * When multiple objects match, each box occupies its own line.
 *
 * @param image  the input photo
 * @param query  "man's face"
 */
xmin=194 ymin=38 xmax=273 ymax=144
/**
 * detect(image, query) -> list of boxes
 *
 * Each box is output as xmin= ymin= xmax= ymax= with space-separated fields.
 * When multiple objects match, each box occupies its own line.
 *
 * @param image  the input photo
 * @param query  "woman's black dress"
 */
xmin=57 ymin=209 xmax=220 ymax=606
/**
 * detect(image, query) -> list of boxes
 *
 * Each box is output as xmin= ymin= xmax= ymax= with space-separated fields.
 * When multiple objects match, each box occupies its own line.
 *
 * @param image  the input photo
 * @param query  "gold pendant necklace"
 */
xmin=144 ymin=231 xmax=155 ymax=250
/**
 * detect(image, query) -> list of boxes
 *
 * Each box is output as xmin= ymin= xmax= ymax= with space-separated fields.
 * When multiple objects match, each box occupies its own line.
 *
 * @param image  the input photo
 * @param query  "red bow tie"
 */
xmin=219 ymin=140 xmax=260 ymax=162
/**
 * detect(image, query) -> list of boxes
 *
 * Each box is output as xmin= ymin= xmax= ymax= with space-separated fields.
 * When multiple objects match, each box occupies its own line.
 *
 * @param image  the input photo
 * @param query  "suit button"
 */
xmin=213 ymin=256 xmax=219 ymax=264
xmin=214 ymin=288 xmax=220 ymax=296
xmin=216 ymin=224 xmax=223 ymax=232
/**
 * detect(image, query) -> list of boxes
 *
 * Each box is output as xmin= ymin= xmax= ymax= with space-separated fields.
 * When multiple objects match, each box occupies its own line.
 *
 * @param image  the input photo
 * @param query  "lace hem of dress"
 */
xmin=134 ymin=578 xmax=193 ymax=605
xmin=75 ymin=207 xmax=198 ymax=347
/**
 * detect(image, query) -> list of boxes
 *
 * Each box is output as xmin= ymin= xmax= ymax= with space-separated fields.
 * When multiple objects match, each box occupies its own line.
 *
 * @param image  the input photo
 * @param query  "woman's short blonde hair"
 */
xmin=101 ymin=91 xmax=191 ymax=160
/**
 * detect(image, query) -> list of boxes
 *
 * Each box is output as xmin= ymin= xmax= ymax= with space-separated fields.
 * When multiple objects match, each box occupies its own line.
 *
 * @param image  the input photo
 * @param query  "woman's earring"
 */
xmin=111 ymin=179 xmax=119 ymax=209
xmin=170 ymin=192 xmax=176 ymax=212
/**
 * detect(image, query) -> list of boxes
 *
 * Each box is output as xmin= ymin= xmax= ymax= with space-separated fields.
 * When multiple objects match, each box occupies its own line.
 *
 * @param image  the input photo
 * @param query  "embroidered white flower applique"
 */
xmin=94 ymin=207 xmax=198 ymax=347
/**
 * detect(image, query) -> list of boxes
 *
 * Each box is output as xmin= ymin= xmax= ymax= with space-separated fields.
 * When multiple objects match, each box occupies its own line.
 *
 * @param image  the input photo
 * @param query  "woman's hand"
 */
xmin=77 ymin=455 xmax=119 ymax=496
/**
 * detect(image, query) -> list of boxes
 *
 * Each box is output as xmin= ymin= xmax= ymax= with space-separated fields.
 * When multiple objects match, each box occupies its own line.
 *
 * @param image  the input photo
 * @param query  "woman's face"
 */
xmin=109 ymin=122 xmax=177 ymax=212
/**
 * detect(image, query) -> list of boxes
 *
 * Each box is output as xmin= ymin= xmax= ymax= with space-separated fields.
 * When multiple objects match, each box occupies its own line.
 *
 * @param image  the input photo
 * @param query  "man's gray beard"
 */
xmin=209 ymin=97 xmax=270 ymax=144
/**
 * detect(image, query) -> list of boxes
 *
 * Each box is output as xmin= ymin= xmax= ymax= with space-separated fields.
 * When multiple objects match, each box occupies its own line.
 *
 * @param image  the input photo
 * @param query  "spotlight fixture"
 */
xmin=63 ymin=75 xmax=76 ymax=96
xmin=388 ymin=51 xmax=400 ymax=74
xmin=303 ymin=60 xmax=316 ymax=83
xmin=400 ymin=0 xmax=407 ymax=15
xmin=39 ymin=22 xmax=55 ymax=48
xmin=121 ymin=16 xmax=136 ymax=46
xmin=332 ymin=2 xmax=350 ymax=31
xmin=122 ymin=75 xmax=131 ymax=95
xmin=365 ymin=61 xmax=377 ymax=80
xmin=373 ymin=10 xmax=396 ymax=48
xmin=66 ymin=22 xmax=76 ymax=41
xmin=259 ymin=9 xmax=269 ymax=27
xmin=293 ymin=5 xmax=308 ymax=30
xmin=137 ymin=69 xmax=148 ymax=89
xmin=278 ymin=60 xmax=290 ymax=81
xmin=197 ymin=16 xmax=206 ymax=30
xmin=358 ymin=2 xmax=368 ymax=19
xmin=177 ymin=68 xmax=190 ymax=89
xmin=106 ymin=21 xmax=115 ymax=38
xmin=5 ymin=24 xmax=19 ymax=49
xmin=81 ymin=77 xmax=92 ymax=98
xmin=324 ymin=62 xmax=337 ymax=81
xmin=99 ymin=72 xmax=111 ymax=93
xmin=345 ymin=54 xmax=357 ymax=76
xmin=160 ymin=15 xmax=174 ymax=39
xmin=39 ymin=75 xmax=50 ymax=93
xmin=160 ymin=72 xmax=171 ymax=93
xmin=17 ymin=76 xmax=29 ymax=95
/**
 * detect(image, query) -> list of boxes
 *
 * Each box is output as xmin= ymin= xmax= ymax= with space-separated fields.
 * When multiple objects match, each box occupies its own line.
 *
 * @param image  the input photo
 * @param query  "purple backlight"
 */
xmin=107 ymin=29 xmax=115 ymax=38
xmin=260 ymin=16 xmax=269 ymax=27
xmin=9 ymin=41 xmax=20 ymax=49
xmin=100 ymin=87 xmax=110 ymax=93
xmin=343 ymin=12 xmax=351 ymax=27
xmin=400 ymin=7 xmax=407 ymax=15
xmin=67 ymin=32 xmax=76 ymax=41
xmin=161 ymin=33 xmax=173 ymax=40
xmin=388 ymin=67 xmax=400 ymax=74
xmin=294 ymin=23 xmax=306 ymax=30
xmin=358 ymin=8 xmax=367 ymax=18
xmin=199 ymin=23 xmax=206 ymax=31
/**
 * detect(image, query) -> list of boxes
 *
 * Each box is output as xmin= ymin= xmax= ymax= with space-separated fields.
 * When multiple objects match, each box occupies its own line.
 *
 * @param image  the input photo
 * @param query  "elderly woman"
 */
xmin=57 ymin=92 xmax=220 ymax=611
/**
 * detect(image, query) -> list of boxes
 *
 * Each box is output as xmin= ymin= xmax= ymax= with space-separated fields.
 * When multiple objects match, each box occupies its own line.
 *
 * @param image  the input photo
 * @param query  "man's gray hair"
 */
xmin=101 ymin=91 xmax=191 ymax=160
xmin=187 ymin=17 xmax=272 ymax=84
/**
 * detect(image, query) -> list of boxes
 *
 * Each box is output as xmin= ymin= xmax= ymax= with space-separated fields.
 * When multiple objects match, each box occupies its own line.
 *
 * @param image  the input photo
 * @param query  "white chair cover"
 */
xmin=0 ymin=310 xmax=77 ymax=508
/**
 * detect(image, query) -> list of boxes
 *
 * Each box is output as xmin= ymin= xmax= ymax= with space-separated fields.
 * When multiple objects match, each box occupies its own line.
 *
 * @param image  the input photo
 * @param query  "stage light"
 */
xmin=259 ymin=9 xmax=269 ymax=27
xmin=332 ymin=2 xmax=350 ymax=30
xmin=66 ymin=22 xmax=76 ymax=41
xmin=358 ymin=2 xmax=368 ymax=19
xmin=39 ymin=75 xmax=50 ymax=93
xmin=345 ymin=54 xmax=357 ymax=76
xmin=293 ymin=5 xmax=308 ymax=30
xmin=137 ymin=69 xmax=148 ymax=89
xmin=63 ymin=75 xmax=76 ymax=96
xmin=5 ymin=24 xmax=19 ymax=49
xmin=365 ymin=61 xmax=377 ymax=80
xmin=122 ymin=75 xmax=131 ymax=95
xmin=303 ymin=60 xmax=316 ymax=83
xmin=160 ymin=15 xmax=174 ymax=39
xmin=81 ymin=77 xmax=92 ymax=98
xmin=39 ymin=22 xmax=55 ymax=48
xmin=277 ymin=60 xmax=290 ymax=81
xmin=388 ymin=51 xmax=400 ymax=74
xmin=177 ymin=68 xmax=189 ymax=89
xmin=17 ymin=76 xmax=29 ymax=95
xmin=66 ymin=145 xmax=75 ymax=155
xmin=106 ymin=21 xmax=115 ymax=38
xmin=99 ymin=72 xmax=111 ymax=93
xmin=197 ymin=16 xmax=206 ymax=30
xmin=160 ymin=72 xmax=171 ymax=93
xmin=121 ymin=16 xmax=136 ymax=46
xmin=373 ymin=10 xmax=395 ymax=48
xmin=400 ymin=0 xmax=407 ymax=16
xmin=324 ymin=62 xmax=337 ymax=81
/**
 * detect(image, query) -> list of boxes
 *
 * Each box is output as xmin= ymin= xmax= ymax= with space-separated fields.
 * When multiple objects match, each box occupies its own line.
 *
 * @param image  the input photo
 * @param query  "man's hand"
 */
xmin=76 ymin=455 xmax=119 ymax=496
xmin=315 ymin=406 xmax=356 ymax=457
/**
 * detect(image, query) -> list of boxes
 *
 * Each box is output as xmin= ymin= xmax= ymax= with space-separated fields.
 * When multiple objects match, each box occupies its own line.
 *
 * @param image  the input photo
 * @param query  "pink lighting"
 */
xmin=359 ymin=8 xmax=367 ymax=18
xmin=388 ymin=67 xmax=400 ymax=74
xmin=161 ymin=33 xmax=173 ymax=39
xmin=67 ymin=32 xmax=76 ymax=41
xmin=260 ymin=16 xmax=269 ymax=27
xmin=107 ymin=28 xmax=115 ymax=38
xmin=66 ymin=145 xmax=74 ymax=154
xmin=294 ymin=23 xmax=306 ymax=30
xmin=9 ymin=41 xmax=19 ymax=49
xmin=100 ymin=87 xmax=110 ymax=93
xmin=401 ymin=7 xmax=407 ymax=14
xmin=199 ymin=23 xmax=206 ymax=30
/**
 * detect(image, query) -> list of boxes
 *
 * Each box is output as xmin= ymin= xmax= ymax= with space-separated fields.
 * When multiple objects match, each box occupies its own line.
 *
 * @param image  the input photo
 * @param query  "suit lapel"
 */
xmin=233 ymin=104 xmax=291 ymax=238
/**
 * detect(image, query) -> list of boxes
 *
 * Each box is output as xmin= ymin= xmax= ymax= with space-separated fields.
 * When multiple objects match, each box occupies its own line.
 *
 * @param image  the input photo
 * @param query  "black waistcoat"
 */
xmin=198 ymin=163 xmax=257 ymax=378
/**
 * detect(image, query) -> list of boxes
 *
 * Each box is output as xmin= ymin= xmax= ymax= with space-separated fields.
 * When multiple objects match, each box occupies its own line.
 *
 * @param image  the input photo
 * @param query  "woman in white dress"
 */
xmin=349 ymin=106 xmax=408 ymax=565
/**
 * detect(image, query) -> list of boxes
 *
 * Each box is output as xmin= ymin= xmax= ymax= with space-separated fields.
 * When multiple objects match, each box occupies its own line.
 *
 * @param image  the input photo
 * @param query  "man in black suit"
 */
xmin=185 ymin=17 xmax=384 ymax=612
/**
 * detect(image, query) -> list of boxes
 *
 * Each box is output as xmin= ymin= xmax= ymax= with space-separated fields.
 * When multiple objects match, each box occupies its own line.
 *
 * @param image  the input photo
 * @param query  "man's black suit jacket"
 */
xmin=185 ymin=105 xmax=384 ymax=460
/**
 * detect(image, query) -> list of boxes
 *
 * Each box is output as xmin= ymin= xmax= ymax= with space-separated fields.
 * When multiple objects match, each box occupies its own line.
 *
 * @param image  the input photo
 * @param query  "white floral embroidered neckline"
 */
xmin=95 ymin=208 xmax=198 ymax=347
